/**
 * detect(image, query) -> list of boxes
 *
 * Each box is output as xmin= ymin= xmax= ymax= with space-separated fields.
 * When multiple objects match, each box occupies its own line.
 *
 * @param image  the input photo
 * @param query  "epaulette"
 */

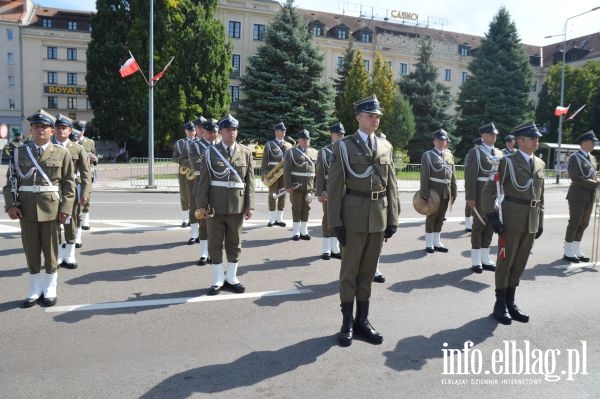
xmin=237 ymin=143 xmax=252 ymax=151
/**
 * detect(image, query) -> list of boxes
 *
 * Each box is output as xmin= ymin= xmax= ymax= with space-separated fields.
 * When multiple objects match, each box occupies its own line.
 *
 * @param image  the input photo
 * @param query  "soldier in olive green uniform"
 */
xmin=3 ymin=110 xmax=75 ymax=308
xmin=173 ymin=123 xmax=196 ymax=230
xmin=328 ymin=95 xmax=399 ymax=347
xmin=196 ymin=114 xmax=255 ymax=296
xmin=261 ymin=122 xmax=293 ymax=227
xmin=502 ymin=134 xmax=517 ymax=155
xmin=284 ymin=129 xmax=319 ymax=240
xmin=482 ymin=121 xmax=544 ymax=325
xmin=464 ymin=123 xmax=504 ymax=273
xmin=419 ymin=129 xmax=457 ymax=253
xmin=563 ymin=130 xmax=600 ymax=263
xmin=464 ymin=137 xmax=482 ymax=232
xmin=53 ymin=114 xmax=91 ymax=269
xmin=76 ymin=121 xmax=97 ymax=235
xmin=190 ymin=118 xmax=219 ymax=266
xmin=315 ymin=122 xmax=345 ymax=260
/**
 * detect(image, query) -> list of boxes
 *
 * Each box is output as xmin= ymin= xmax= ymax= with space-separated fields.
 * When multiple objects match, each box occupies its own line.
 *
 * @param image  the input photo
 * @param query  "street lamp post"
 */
xmin=553 ymin=6 xmax=600 ymax=183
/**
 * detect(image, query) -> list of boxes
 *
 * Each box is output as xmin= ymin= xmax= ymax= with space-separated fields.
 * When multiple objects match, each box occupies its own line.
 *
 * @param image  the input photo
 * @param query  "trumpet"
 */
xmin=305 ymin=192 xmax=314 ymax=204
xmin=272 ymin=182 xmax=300 ymax=199
xmin=194 ymin=206 xmax=215 ymax=220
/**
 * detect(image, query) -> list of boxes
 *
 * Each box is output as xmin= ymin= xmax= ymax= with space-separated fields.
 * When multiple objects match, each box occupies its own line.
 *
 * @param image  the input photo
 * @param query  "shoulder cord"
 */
xmin=290 ymin=147 xmax=315 ymax=168
xmin=504 ymin=156 xmax=533 ymax=193
xmin=338 ymin=140 xmax=373 ymax=178
xmin=426 ymin=150 xmax=452 ymax=175
xmin=322 ymin=147 xmax=333 ymax=172
xmin=205 ymin=146 xmax=243 ymax=182
xmin=13 ymin=146 xmax=36 ymax=179
xmin=475 ymin=147 xmax=495 ymax=175
xmin=573 ymin=152 xmax=595 ymax=178
xmin=267 ymin=141 xmax=284 ymax=158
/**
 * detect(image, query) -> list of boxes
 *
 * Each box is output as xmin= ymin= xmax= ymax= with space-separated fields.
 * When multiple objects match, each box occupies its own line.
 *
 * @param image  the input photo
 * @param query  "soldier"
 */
xmin=196 ymin=114 xmax=255 ymax=295
xmin=482 ymin=121 xmax=544 ymax=325
xmin=328 ymin=95 xmax=399 ymax=347
xmin=502 ymin=134 xmax=517 ymax=155
xmin=3 ymin=109 xmax=75 ymax=308
xmin=284 ymin=129 xmax=319 ymax=241
xmin=464 ymin=137 xmax=482 ymax=233
xmin=315 ymin=122 xmax=344 ymax=260
xmin=464 ymin=122 xmax=504 ymax=273
xmin=53 ymin=114 xmax=91 ymax=269
xmin=419 ymin=129 xmax=457 ymax=253
xmin=2 ymin=130 xmax=24 ymax=157
xmin=563 ymin=130 xmax=600 ymax=263
xmin=190 ymin=118 xmax=219 ymax=265
xmin=173 ymin=122 xmax=196 ymax=241
xmin=75 ymin=121 xmax=97 ymax=235
xmin=261 ymin=122 xmax=294 ymax=227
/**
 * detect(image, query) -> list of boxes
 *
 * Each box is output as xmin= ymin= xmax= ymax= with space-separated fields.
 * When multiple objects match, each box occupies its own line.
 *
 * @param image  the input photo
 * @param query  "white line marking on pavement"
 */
xmin=45 ymin=288 xmax=313 ymax=313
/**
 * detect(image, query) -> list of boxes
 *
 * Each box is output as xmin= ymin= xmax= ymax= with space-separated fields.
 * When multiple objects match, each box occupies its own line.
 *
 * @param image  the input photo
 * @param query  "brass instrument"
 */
xmin=305 ymin=191 xmax=314 ymax=204
xmin=194 ymin=206 xmax=215 ymax=220
xmin=264 ymin=160 xmax=284 ymax=187
xmin=179 ymin=165 xmax=195 ymax=181
xmin=272 ymin=182 xmax=300 ymax=199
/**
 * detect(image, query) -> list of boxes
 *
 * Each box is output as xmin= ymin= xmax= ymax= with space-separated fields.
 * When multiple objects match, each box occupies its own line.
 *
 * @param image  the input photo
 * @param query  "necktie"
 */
xmin=367 ymin=137 xmax=373 ymax=154
xmin=227 ymin=146 xmax=232 ymax=159
xmin=529 ymin=157 xmax=534 ymax=172
xmin=37 ymin=147 xmax=43 ymax=157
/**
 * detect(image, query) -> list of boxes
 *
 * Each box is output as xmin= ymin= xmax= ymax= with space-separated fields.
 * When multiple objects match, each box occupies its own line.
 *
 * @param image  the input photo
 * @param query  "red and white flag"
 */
xmin=553 ymin=104 xmax=570 ymax=116
xmin=566 ymin=104 xmax=587 ymax=121
xmin=119 ymin=56 xmax=140 ymax=78
xmin=151 ymin=57 xmax=174 ymax=82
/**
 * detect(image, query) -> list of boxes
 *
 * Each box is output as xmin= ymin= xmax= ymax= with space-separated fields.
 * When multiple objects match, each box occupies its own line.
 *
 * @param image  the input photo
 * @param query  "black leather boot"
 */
xmin=354 ymin=301 xmax=383 ymax=344
xmin=493 ymin=289 xmax=512 ymax=325
xmin=337 ymin=302 xmax=354 ymax=347
xmin=506 ymin=287 xmax=529 ymax=323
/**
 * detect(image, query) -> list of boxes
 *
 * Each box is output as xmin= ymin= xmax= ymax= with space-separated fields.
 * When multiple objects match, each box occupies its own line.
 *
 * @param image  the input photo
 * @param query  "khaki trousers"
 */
xmin=339 ymin=231 xmax=384 ymax=303
xmin=207 ymin=213 xmax=244 ymax=264
xmin=321 ymin=202 xmax=333 ymax=238
xmin=21 ymin=220 xmax=60 ymax=273
xmin=495 ymin=230 xmax=534 ymax=289
xmin=178 ymin=173 xmax=189 ymax=211
xmin=290 ymin=190 xmax=311 ymax=222
xmin=565 ymin=200 xmax=593 ymax=242
xmin=425 ymin=198 xmax=449 ymax=233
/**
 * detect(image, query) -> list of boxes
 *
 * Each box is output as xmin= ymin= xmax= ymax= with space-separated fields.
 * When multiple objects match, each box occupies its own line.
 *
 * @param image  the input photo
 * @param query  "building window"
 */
xmin=444 ymin=68 xmax=452 ymax=82
xmin=228 ymin=21 xmax=241 ymax=38
xmin=48 ymin=71 xmax=58 ymax=84
xmin=67 ymin=48 xmax=77 ymax=60
xmin=231 ymin=54 xmax=241 ymax=76
xmin=7 ymin=28 xmax=13 ymax=40
xmin=68 ymin=21 xmax=77 ymax=30
xmin=399 ymin=63 xmax=408 ymax=76
xmin=8 ymin=75 xmax=15 ymax=88
xmin=67 ymin=97 xmax=77 ymax=110
xmin=48 ymin=96 xmax=59 ymax=109
xmin=360 ymin=31 xmax=371 ymax=43
xmin=253 ymin=24 xmax=266 ymax=41
xmin=459 ymin=46 xmax=469 ymax=56
xmin=42 ymin=18 xmax=52 ymax=28
xmin=461 ymin=71 xmax=468 ymax=83
xmin=337 ymin=29 xmax=348 ymax=40
xmin=47 ymin=47 xmax=57 ymax=59
xmin=364 ymin=60 xmax=370 ymax=71
xmin=9 ymin=98 xmax=15 ymax=110
xmin=336 ymin=56 xmax=345 ymax=71
xmin=230 ymin=86 xmax=240 ymax=109
xmin=311 ymin=25 xmax=322 ymax=36
xmin=67 ymin=73 xmax=77 ymax=85
xmin=87 ymin=99 xmax=92 ymax=110
xmin=384 ymin=61 xmax=392 ymax=70
xmin=7 ymin=52 xmax=14 ymax=65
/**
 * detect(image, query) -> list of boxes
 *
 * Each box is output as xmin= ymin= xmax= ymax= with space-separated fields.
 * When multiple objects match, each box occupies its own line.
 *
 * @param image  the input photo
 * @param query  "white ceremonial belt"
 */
xmin=193 ymin=171 xmax=201 ymax=176
xmin=429 ymin=177 xmax=451 ymax=184
xmin=476 ymin=177 xmax=489 ymax=182
xmin=211 ymin=181 xmax=245 ymax=189
xmin=19 ymin=185 xmax=59 ymax=193
xmin=268 ymin=162 xmax=280 ymax=166
xmin=291 ymin=172 xmax=316 ymax=177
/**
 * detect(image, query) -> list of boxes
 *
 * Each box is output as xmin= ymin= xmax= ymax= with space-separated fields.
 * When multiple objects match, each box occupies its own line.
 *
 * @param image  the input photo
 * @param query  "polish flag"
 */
xmin=553 ymin=105 xmax=570 ymax=116
xmin=566 ymin=104 xmax=586 ymax=121
xmin=119 ymin=57 xmax=140 ymax=78
xmin=151 ymin=57 xmax=174 ymax=83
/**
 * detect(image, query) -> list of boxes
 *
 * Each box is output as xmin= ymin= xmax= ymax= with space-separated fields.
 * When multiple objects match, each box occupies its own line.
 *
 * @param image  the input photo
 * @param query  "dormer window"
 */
xmin=309 ymin=22 xmax=324 ymax=37
xmin=337 ymin=28 xmax=348 ymax=40
xmin=458 ymin=44 xmax=471 ymax=56
xmin=360 ymin=31 xmax=371 ymax=43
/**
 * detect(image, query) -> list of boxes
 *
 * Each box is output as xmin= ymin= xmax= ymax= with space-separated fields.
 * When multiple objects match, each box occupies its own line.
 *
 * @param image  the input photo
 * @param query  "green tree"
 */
xmin=380 ymin=92 xmax=415 ymax=150
xmin=401 ymin=37 xmax=454 ymax=162
xmin=369 ymin=52 xmax=395 ymax=113
xmin=333 ymin=39 xmax=356 ymax=113
xmin=454 ymin=7 xmax=534 ymax=158
xmin=336 ymin=50 xmax=369 ymax=133
xmin=238 ymin=0 xmax=334 ymax=146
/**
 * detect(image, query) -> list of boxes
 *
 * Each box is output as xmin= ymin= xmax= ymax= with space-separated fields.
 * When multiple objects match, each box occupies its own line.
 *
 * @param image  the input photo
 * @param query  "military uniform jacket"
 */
xmin=61 ymin=140 xmax=91 ymax=199
xmin=197 ymin=143 xmax=255 ymax=214
xmin=3 ymin=142 xmax=75 ymax=222
xmin=502 ymin=148 xmax=516 ymax=156
xmin=465 ymin=146 xmax=504 ymax=203
xmin=566 ymin=150 xmax=597 ymax=204
xmin=260 ymin=139 xmax=293 ymax=177
xmin=283 ymin=147 xmax=318 ymax=192
xmin=79 ymin=137 xmax=97 ymax=166
xmin=172 ymin=138 xmax=192 ymax=168
xmin=315 ymin=144 xmax=334 ymax=197
xmin=420 ymin=148 xmax=457 ymax=201
xmin=327 ymin=132 xmax=400 ymax=233
xmin=189 ymin=138 xmax=213 ymax=175
xmin=481 ymin=151 xmax=545 ymax=234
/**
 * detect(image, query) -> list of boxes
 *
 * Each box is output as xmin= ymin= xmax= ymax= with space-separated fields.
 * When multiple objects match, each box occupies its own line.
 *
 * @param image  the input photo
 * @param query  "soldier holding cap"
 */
xmin=196 ymin=114 xmax=255 ymax=295
xmin=563 ymin=130 xmax=600 ymax=263
xmin=3 ymin=109 xmax=75 ymax=308
xmin=261 ymin=121 xmax=293 ymax=227
xmin=482 ymin=121 xmax=544 ymax=325
xmin=419 ymin=129 xmax=457 ymax=253
xmin=190 ymin=118 xmax=219 ymax=266
xmin=283 ymin=129 xmax=319 ymax=240
xmin=53 ymin=114 xmax=91 ymax=269
xmin=328 ymin=95 xmax=399 ymax=347
xmin=502 ymin=135 xmax=516 ymax=155
xmin=315 ymin=122 xmax=345 ymax=260
xmin=172 ymin=121 xmax=196 ymax=233
xmin=464 ymin=122 xmax=504 ymax=273
xmin=75 ymin=120 xmax=96 ymax=234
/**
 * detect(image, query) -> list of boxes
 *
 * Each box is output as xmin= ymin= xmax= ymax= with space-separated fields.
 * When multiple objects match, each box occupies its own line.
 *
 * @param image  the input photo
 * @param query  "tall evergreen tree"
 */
xmin=454 ymin=7 xmax=533 ymax=158
xmin=336 ymin=50 xmax=369 ymax=133
xmin=369 ymin=52 xmax=395 ymax=113
xmin=380 ymin=92 xmax=415 ymax=150
xmin=401 ymin=37 xmax=453 ymax=162
xmin=238 ymin=0 xmax=334 ymax=146
xmin=333 ymin=39 xmax=356 ymax=113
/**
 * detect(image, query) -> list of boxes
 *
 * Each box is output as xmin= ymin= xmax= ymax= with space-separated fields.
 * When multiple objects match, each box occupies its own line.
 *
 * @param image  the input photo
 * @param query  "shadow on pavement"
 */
xmin=383 ymin=317 xmax=498 ymax=372
xmin=254 ymin=280 xmax=338 ymax=307
xmin=81 ymin=240 xmax=184 ymax=256
xmin=388 ymin=268 xmax=489 ymax=294
xmin=522 ymin=259 xmax=599 ymax=281
xmin=63 ymin=261 xmax=192 ymax=285
xmin=138 ymin=335 xmax=334 ymax=398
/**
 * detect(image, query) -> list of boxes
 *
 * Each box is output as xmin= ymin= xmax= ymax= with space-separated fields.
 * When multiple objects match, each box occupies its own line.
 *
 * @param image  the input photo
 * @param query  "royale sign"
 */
xmin=390 ymin=10 xmax=418 ymax=21
xmin=43 ymin=85 xmax=87 ymax=96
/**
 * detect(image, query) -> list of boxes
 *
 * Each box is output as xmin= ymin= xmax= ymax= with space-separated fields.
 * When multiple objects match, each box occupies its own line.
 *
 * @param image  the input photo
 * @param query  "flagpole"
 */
xmin=146 ymin=0 xmax=156 ymax=188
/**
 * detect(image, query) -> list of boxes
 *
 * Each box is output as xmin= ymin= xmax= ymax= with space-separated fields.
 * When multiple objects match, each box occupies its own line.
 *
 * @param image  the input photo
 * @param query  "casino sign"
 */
xmin=43 ymin=85 xmax=87 ymax=95
xmin=390 ymin=10 xmax=418 ymax=21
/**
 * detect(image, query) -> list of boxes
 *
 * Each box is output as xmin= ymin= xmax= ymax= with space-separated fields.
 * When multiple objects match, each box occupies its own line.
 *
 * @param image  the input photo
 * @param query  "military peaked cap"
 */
xmin=511 ymin=121 xmax=542 ymax=138
xmin=479 ymin=122 xmax=498 ymax=135
xmin=354 ymin=94 xmax=382 ymax=115
xmin=27 ymin=109 xmax=56 ymax=127
xmin=218 ymin=114 xmax=239 ymax=129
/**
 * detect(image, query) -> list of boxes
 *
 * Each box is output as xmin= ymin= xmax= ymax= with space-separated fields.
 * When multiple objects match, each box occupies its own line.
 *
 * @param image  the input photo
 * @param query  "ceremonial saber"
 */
xmin=471 ymin=206 xmax=486 ymax=226
xmin=494 ymin=172 xmax=507 ymax=260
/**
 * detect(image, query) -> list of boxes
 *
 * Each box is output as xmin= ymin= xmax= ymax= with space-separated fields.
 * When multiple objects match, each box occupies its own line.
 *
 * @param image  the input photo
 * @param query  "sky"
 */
xmin=39 ymin=0 xmax=600 ymax=46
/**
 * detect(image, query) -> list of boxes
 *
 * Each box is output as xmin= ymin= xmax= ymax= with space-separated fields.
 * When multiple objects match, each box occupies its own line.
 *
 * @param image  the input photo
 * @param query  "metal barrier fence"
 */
xmin=128 ymin=158 xmax=567 ymax=191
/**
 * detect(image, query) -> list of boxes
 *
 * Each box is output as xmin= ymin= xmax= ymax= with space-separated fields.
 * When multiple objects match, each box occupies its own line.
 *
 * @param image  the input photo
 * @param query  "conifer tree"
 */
xmin=336 ymin=50 xmax=369 ymax=133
